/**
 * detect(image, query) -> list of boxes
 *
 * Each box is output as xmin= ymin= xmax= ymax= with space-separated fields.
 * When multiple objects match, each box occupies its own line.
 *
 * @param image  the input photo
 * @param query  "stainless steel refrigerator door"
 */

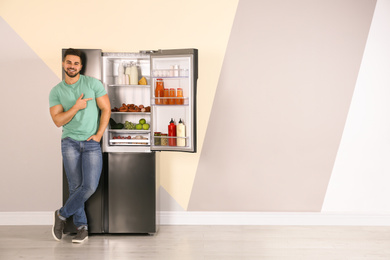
xmin=150 ymin=49 xmax=198 ymax=153
xmin=108 ymin=152 xmax=156 ymax=234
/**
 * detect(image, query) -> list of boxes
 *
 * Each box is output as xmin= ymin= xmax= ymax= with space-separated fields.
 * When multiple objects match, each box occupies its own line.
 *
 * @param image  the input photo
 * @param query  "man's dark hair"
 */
xmin=63 ymin=48 xmax=82 ymax=64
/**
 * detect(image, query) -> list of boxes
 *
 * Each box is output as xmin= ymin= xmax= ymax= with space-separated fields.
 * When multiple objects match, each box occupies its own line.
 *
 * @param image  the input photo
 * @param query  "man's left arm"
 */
xmin=87 ymin=94 xmax=111 ymax=142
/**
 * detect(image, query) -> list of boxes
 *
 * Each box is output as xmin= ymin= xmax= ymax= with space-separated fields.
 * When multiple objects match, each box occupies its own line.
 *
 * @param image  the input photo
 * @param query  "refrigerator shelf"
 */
xmin=151 ymin=76 xmax=189 ymax=79
xmin=152 ymin=97 xmax=188 ymax=100
xmin=108 ymin=84 xmax=150 ymax=88
xmin=109 ymin=129 xmax=151 ymax=133
xmin=152 ymin=145 xmax=189 ymax=149
xmin=109 ymin=139 xmax=149 ymax=145
xmin=111 ymin=112 xmax=151 ymax=115
xmin=153 ymin=136 xmax=188 ymax=139
xmin=109 ymin=143 xmax=150 ymax=146
xmin=151 ymin=104 xmax=189 ymax=106
xmin=152 ymin=97 xmax=189 ymax=106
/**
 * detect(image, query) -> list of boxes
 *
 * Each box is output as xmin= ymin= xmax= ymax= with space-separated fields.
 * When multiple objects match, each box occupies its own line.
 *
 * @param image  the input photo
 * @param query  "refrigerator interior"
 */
xmin=102 ymin=53 xmax=152 ymax=153
xmin=150 ymin=55 xmax=195 ymax=152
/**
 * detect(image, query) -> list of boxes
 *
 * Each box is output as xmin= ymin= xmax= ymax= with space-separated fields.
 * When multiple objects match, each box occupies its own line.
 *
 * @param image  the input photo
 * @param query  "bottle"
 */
xmin=130 ymin=62 xmax=138 ymax=85
xmin=155 ymin=79 xmax=164 ymax=104
xmin=125 ymin=64 xmax=131 ymax=75
xmin=163 ymin=88 xmax=169 ymax=105
xmin=169 ymin=65 xmax=175 ymax=77
xmin=176 ymin=118 xmax=186 ymax=147
xmin=169 ymin=88 xmax=176 ymax=105
xmin=174 ymin=64 xmax=180 ymax=77
xmin=118 ymin=62 xmax=124 ymax=84
xmin=176 ymin=88 xmax=184 ymax=105
xmin=125 ymin=64 xmax=131 ymax=84
xmin=168 ymin=118 xmax=176 ymax=146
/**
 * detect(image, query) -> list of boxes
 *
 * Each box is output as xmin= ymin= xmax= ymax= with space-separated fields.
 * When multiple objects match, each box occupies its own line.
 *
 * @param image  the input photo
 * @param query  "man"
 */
xmin=49 ymin=48 xmax=111 ymax=243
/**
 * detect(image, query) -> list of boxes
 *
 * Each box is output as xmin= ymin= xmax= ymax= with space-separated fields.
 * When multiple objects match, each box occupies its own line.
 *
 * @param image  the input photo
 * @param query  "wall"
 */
xmin=1 ymin=0 xmax=390 ymax=224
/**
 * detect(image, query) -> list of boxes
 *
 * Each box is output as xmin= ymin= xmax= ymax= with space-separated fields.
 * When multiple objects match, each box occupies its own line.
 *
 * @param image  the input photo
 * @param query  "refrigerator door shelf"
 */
xmin=152 ymin=97 xmax=189 ymax=106
xmin=153 ymin=136 xmax=188 ymax=147
xmin=152 ymin=69 xmax=189 ymax=78
xmin=108 ymin=84 xmax=151 ymax=88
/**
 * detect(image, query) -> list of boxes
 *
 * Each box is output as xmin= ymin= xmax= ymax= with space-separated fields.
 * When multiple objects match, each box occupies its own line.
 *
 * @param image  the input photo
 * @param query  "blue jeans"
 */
xmin=60 ymin=137 xmax=102 ymax=228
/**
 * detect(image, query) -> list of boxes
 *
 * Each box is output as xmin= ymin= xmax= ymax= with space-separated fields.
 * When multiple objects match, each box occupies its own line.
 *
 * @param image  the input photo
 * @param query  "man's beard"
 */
xmin=64 ymin=68 xmax=80 ymax=78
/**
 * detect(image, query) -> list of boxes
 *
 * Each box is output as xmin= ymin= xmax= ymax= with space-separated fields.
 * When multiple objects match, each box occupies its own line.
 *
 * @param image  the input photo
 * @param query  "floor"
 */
xmin=1 ymin=225 xmax=390 ymax=260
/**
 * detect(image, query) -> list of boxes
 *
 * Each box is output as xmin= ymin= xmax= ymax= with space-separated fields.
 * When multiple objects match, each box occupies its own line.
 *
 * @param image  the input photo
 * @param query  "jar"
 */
xmin=163 ymin=88 xmax=169 ymax=105
xmin=176 ymin=88 xmax=184 ymax=105
xmin=155 ymin=79 xmax=164 ymax=105
xmin=161 ymin=133 xmax=168 ymax=146
xmin=154 ymin=132 xmax=161 ymax=146
xmin=169 ymin=88 xmax=176 ymax=105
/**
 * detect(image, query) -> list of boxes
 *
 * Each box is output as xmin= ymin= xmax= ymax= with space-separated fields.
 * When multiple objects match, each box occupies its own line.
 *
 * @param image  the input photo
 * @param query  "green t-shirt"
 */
xmin=49 ymin=75 xmax=107 ymax=141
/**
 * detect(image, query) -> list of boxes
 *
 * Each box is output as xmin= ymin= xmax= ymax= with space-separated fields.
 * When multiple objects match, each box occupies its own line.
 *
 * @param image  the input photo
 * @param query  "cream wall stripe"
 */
xmin=0 ymin=0 xmax=239 ymax=211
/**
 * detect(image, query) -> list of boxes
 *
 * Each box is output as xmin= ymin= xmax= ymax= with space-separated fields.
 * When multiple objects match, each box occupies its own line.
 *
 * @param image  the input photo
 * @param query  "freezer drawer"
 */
xmin=107 ymin=152 xmax=156 ymax=234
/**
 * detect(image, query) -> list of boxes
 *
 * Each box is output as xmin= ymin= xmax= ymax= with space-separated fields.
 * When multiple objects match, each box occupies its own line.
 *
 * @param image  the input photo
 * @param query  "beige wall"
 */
xmin=0 ymin=0 xmax=238 ymax=211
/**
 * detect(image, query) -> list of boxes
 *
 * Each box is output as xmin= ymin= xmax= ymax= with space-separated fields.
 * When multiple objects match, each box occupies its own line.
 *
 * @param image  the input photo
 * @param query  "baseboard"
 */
xmin=159 ymin=211 xmax=390 ymax=226
xmin=0 ymin=212 xmax=53 ymax=225
xmin=1 ymin=211 xmax=390 ymax=226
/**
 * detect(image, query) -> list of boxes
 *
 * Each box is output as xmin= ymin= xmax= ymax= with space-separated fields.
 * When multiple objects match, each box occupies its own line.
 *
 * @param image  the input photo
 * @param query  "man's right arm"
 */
xmin=50 ymin=104 xmax=79 ymax=127
xmin=50 ymin=93 xmax=92 ymax=127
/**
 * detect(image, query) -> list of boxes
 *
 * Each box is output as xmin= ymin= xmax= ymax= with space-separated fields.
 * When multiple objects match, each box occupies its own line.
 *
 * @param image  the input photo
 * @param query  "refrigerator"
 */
xmin=62 ymin=48 xmax=198 ymax=234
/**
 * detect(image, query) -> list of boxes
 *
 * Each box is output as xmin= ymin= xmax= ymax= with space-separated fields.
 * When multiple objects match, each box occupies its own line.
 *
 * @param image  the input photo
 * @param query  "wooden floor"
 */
xmin=1 ymin=225 xmax=390 ymax=259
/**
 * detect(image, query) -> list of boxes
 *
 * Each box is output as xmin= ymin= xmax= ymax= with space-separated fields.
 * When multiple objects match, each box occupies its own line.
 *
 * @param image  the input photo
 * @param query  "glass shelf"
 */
xmin=108 ymin=129 xmax=151 ymax=133
xmin=111 ymin=112 xmax=151 ymax=115
xmin=108 ymin=84 xmax=150 ymax=87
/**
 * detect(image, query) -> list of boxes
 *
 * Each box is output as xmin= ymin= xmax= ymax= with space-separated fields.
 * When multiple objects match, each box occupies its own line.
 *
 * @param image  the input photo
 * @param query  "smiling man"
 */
xmin=49 ymin=48 xmax=111 ymax=243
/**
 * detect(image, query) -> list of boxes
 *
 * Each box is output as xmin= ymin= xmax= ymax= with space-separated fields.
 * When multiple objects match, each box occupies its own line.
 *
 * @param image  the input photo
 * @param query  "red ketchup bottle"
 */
xmin=168 ymin=118 xmax=177 ymax=146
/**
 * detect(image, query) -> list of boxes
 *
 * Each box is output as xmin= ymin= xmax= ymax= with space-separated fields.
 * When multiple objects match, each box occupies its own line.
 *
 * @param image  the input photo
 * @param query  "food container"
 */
xmin=154 ymin=132 xmax=161 ymax=146
xmin=161 ymin=133 xmax=168 ymax=146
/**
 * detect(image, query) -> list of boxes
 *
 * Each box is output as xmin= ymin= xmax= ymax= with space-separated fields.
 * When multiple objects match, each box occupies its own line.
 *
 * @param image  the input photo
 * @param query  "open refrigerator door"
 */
xmin=150 ymin=49 xmax=198 ymax=153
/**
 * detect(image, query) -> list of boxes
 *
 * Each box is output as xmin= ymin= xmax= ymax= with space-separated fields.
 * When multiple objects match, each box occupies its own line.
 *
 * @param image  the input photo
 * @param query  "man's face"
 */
xmin=63 ymin=55 xmax=82 ymax=78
